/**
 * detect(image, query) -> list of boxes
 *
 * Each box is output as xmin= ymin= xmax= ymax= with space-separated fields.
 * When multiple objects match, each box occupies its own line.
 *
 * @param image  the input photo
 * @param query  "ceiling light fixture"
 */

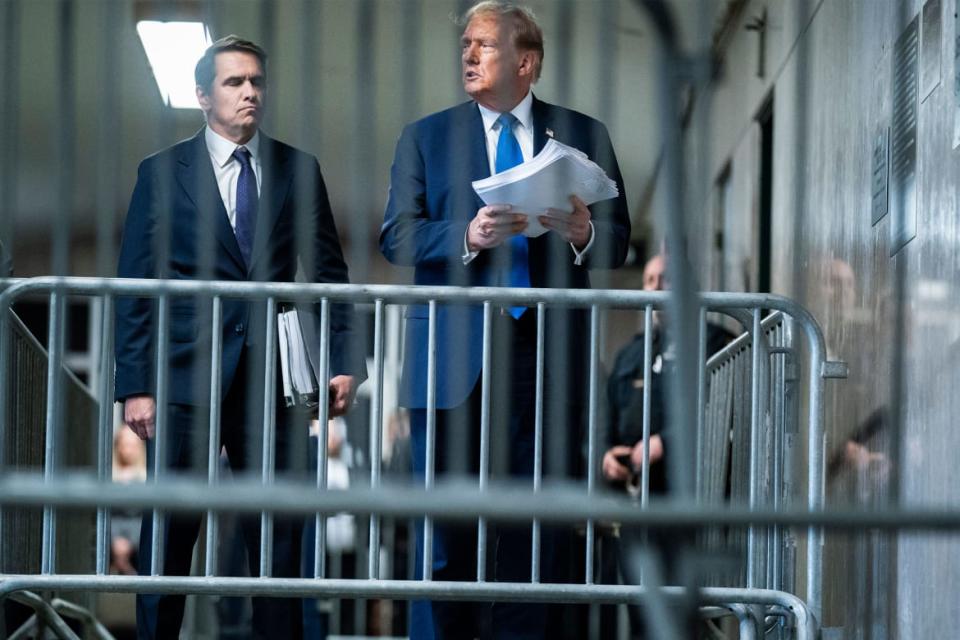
xmin=136 ymin=20 xmax=212 ymax=109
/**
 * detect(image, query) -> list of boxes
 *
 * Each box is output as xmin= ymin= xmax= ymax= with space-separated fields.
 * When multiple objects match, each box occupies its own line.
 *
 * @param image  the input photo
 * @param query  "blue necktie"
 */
xmin=233 ymin=147 xmax=258 ymax=269
xmin=495 ymin=113 xmax=530 ymax=319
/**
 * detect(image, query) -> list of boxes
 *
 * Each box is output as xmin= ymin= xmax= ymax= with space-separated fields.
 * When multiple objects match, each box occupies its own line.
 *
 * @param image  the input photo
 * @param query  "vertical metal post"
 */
xmin=695 ymin=307 xmax=707 ymax=499
xmin=368 ymin=299 xmax=385 ymax=579
xmin=640 ymin=305 xmax=653 ymax=508
xmin=204 ymin=296 xmax=223 ymax=577
xmin=95 ymin=2 xmax=120 ymax=279
xmin=584 ymin=305 xmax=600 ymax=584
xmin=477 ymin=302 xmax=492 ymax=582
xmin=53 ymin=0 xmax=74 ymax=277
xmin=314 ymin=299 xmax=331 ymax=579
xmin=530 ymin=302 xmax=545 ymax=583
xmin=349 ymin=0 xmax=377 ymax=285
xmin=41 ymin=292 xmax=65 ymax=575
xmin=0 ymin=0 xmax=21 ymax=277
xmin=95 ymin=294 xmax=114 ymax=575
xmin=805 ymin=322 xmax=826 ymax=620
xmin=774 ymin=322 xmax=786 ymax=589
xmin=641 ymin=0 xmax=701 ymax=504
xmin=259 ymin=297 xmax=278 ymax=578
xmin=747 ymin=308 xmax=763 ymax=588
xmin=0 ymin=286 xmax=11 ymax=569
xmin=422 ymin=300 xmax=438 ymax=581
xmin=151 ymin=294 xmax=170 ymax=576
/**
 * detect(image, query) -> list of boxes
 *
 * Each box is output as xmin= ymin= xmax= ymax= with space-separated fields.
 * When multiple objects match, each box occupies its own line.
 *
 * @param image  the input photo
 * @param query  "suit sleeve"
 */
xmin=379 ymin=124 xmax=480 ymax=269
xmin=581 ymin=121 xmax=631 ymax=270
xmin=305 ymin=157 xmax=367 ymax=382
xmin=114 ymin=160 xmax=159 ymax=401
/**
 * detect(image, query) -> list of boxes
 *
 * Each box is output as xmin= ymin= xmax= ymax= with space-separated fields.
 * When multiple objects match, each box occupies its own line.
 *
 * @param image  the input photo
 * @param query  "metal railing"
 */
xmin=698 ymin=312 xmax=800 ymax=595
xmin=0 ymin=276 xmax=848 ymax=639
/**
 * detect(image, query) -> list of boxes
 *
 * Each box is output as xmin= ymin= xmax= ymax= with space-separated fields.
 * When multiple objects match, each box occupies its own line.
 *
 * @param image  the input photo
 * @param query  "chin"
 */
xmin=465 ymin=86 xmax=487 ymax=102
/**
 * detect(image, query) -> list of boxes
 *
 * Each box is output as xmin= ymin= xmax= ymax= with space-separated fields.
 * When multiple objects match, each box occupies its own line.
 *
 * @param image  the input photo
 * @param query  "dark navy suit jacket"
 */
xmin=380 ymin=97 xmax=631 ymax=410
xmin=115 ymin=129 xmax=361 ymax=406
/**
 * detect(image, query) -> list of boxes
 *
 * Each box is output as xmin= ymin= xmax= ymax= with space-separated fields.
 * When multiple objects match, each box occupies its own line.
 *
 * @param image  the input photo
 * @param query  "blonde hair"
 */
xmin=460 ymin=1 xmax=544 ymax=81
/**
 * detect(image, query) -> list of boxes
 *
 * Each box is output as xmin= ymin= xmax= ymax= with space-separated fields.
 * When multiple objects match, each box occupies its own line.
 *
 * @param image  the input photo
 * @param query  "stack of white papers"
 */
xmin=472 ymin=138 xmax=619 ymax=237
xmin=277 ymin=308 xmax=317 ymax=407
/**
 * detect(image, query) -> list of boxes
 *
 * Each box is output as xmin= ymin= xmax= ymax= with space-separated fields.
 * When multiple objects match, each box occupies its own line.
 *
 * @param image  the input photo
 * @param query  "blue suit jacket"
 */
xmin=115 ymin=129 xmax=362 ymax=406
xmin=380 ymin=97 xmax=631 ymax=410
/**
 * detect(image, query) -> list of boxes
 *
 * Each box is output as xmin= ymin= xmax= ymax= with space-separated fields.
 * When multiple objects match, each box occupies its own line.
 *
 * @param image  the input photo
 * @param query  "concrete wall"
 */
xmin=679 ymin=0 xmax=960 ymax=635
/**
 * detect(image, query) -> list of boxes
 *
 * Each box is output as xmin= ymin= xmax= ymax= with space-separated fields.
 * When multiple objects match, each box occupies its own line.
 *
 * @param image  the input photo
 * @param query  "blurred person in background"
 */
xmin=601 ymin=253 xmax=734 ymax=639
xmin=111 ymin=425 xmax=147 ymax=576
xmin=602 ymin=254 xmax=734 ymax=493
xmin=302 ymin=416 xmax=357 ymax=639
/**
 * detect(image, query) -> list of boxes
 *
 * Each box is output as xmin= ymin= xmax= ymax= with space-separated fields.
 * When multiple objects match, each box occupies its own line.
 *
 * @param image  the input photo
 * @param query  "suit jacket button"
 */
xmin=234 ymin=323 xmax=244 ymax=335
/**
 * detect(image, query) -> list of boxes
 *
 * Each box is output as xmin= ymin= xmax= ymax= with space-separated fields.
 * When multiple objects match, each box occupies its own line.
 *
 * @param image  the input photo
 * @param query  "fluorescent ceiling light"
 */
xmin=136 ymin=21 xmax=212 ymax=109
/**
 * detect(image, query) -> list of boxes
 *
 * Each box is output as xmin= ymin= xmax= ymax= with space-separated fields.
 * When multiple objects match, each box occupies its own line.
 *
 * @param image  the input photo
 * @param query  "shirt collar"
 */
xmin=477 ymin=90 xmax=534 ymax=135
xmin=204 ymin=127 xmax=261 ymax=168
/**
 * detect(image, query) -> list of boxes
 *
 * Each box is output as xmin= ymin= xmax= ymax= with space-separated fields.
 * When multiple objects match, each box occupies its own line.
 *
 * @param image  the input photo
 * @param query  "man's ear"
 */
xmin=196 ymin=85 xmax=210 ymax=112
xmin=517 ymin=50 xmax=538 ymax=80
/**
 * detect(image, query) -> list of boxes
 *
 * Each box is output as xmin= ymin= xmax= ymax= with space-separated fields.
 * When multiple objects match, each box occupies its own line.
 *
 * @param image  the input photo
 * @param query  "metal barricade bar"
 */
xmin=314 ymin=298 xmax=332 ymax=580
xmin=0 ymin=276 xmax=849 ymax=636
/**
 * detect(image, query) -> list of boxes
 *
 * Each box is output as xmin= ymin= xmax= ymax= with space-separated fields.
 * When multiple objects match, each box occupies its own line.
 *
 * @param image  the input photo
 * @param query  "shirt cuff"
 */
xmin=570 ymin=221 xmax=595 ymax=266
xmin=463 ymin=228 xmax=480 ymax=265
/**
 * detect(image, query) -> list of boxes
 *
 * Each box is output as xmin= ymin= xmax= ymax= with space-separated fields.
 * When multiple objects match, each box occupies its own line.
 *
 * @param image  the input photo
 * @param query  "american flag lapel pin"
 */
xmin=545 ymin=127 xmax=554 ymax=138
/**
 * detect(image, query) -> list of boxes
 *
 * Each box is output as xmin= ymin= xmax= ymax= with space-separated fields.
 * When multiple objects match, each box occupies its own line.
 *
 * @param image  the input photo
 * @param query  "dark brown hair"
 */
xmin=194 ymin=35 xmax=267 ymax=94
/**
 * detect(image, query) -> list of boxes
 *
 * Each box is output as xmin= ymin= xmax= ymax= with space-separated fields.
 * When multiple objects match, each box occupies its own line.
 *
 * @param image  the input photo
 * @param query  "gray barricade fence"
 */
xmin=0 ymin=276 xmax=866 ymax=639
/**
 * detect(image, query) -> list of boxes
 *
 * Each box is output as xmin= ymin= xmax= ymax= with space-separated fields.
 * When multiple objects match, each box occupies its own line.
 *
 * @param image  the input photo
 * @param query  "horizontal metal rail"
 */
xmin=0 ymin=473 xmax=958 ymax=532
xmin=0 ymin=576 xmax=816 ymax=640
xmin=0 ymin=276 xmax=842 ymax=634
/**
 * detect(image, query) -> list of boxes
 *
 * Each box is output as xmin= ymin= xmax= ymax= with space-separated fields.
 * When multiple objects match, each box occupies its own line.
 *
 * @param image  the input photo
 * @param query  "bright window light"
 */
xmin=136 ymin=21 xmax=212 ymax=110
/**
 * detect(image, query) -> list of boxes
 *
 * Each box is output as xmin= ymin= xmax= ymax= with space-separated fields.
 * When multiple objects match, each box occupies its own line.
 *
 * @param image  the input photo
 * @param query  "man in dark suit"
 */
xmin=115 ymin=36 xmax=360 ymax=639
xmin=380 ymin=3 xmax=630 ymax=637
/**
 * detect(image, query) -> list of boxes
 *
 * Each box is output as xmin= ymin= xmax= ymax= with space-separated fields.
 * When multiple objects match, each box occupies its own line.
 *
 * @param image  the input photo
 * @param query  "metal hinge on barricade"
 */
xmin=821 ymin=361 xmax=849 ymax=379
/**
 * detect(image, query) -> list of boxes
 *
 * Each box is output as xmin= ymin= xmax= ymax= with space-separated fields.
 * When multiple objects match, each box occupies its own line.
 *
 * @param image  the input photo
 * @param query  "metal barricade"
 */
xmin=0 ymin=276 xmax=845 ymax=639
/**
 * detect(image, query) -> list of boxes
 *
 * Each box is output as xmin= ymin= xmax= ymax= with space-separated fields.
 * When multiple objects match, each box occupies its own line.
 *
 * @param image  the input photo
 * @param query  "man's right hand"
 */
xmin=124 ymin=395 xmax=156 ymax=440
xmin=602 ymin=445 xmax=633 ymax=481
xmin=466 ymin=204 xmax=528 ymax=251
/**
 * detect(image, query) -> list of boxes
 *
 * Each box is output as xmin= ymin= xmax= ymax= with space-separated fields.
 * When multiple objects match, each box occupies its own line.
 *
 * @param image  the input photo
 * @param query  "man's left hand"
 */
xmin=538 ymin=195 xmax=592 ymax=249
xmin=328 ymin=375 xmax=357 ymax=417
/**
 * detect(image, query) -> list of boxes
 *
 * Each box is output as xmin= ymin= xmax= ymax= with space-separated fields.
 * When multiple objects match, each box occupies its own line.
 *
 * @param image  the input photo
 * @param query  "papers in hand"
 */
xmin=471 ymin=138 xmax=619 ymax=237
xmin=277 ymin=308 xmax=319 ymax=407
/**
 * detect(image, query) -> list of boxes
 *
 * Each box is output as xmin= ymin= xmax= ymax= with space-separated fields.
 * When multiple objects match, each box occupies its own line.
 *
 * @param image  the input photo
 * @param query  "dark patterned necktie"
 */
xmin=495 ymin=113 xmax=530 ymax=319
xmin=232 ymin=147 xmax=258 ymax=268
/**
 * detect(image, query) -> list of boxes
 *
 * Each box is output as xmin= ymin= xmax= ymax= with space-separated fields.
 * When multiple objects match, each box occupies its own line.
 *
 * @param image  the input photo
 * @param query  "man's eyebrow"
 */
xmin=221 ymin=73 xmax=264 ymax=84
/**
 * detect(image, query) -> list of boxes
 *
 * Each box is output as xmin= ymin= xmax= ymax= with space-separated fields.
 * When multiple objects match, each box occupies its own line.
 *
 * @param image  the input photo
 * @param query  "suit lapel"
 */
xmin=531 ymin=96 xmax=552 ymax=154
xmin=467 ymin=104 xmax=490 ymax=184
xmin=176 ymin=130 xmax=246 ymax=272
xmin=465 ymin=103 xmax=490 ymax=211
xmin=248 ymin=135 xmax=292 ymax=272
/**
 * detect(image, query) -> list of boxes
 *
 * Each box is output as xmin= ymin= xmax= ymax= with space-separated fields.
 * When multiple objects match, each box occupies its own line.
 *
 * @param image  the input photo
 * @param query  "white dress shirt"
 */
xmin=204 ymin=127 xmax=262 ymax=231
xmin=463 ymin=91 xmax=594 ymax=265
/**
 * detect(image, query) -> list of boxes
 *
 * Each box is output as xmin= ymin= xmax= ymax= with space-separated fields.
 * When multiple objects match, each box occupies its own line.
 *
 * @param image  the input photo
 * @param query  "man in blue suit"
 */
xmin=380 ymin=3 xmax=631 ymax=637
xmin=115 ymin=36 xmax=361 ymax=639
